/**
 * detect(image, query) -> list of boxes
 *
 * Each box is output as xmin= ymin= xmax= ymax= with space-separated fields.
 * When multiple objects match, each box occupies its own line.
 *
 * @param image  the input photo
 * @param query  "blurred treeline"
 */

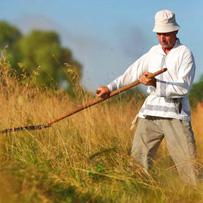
xmin=0 ymin=21 xmax=83 ymax=96
xmin=189 ymin=75 xmax=203 ymax=108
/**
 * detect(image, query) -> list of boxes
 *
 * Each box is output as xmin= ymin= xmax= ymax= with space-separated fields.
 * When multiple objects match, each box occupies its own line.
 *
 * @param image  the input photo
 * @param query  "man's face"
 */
xmin=157 ymin=31 xmax=177 ymax=50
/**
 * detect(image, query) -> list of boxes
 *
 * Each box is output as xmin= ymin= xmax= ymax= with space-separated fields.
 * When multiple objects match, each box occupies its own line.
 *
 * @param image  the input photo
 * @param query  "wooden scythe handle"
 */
xmin=1 ymin=68 xmax=167 ymax=134
xmin=48 ymin=68 xmax=167 ymax=125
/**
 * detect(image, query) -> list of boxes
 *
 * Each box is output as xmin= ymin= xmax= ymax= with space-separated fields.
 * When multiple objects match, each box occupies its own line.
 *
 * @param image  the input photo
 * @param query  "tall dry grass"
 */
xmin=192 ymin=104 xmax=203 ymax=162
xmin=0 ymin=58 xmax=203 ymax=203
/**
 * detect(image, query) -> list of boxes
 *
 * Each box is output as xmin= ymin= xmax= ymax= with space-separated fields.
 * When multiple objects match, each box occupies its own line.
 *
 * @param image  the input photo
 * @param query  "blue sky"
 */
xmin=0 ymin=0 xmax=202 ymax=91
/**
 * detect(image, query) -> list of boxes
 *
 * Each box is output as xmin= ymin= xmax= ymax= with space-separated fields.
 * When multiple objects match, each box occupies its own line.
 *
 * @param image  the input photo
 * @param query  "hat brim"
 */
xmin=153 ymin=24 xmax=180 ymax=33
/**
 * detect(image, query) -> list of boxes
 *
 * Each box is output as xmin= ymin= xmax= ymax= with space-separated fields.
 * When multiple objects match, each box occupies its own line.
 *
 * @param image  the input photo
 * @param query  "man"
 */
xmin=96 ymin=9 xmax=198 ymax=184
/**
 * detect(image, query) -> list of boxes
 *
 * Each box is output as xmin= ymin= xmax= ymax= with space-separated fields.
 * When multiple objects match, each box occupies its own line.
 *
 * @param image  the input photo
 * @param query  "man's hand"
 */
xmin=96 ymin=86 xmax=110 ymax=98
xmin=139 ymin=72 xmax=156 ymax=87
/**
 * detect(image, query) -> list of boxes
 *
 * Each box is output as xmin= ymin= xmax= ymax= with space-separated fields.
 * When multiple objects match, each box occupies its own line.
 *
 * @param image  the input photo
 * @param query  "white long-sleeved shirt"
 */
xmin=107 ymin=39 xmax=195 ymax=120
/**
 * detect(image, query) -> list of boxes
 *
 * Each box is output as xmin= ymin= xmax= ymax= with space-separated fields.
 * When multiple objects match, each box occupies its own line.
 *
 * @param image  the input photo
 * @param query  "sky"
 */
xmin=0 ymin=0 xmax=203 ymax=91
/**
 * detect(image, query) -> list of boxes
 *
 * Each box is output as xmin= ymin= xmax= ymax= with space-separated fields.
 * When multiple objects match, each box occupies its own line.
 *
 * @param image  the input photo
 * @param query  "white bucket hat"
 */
xmin=153 ymin=9 xmax=180 ymax=33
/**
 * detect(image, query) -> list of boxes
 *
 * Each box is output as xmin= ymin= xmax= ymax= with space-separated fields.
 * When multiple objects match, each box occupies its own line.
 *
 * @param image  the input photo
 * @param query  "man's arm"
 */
xmin=96 ymin=52 xmax=150 ymax=98
xmin=107 ymin=52 xmax=150 ymax=92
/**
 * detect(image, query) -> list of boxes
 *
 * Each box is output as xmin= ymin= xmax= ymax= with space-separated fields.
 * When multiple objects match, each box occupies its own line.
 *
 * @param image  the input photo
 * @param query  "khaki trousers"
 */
xmin=131 ymin=117 xmax=198 ymax=185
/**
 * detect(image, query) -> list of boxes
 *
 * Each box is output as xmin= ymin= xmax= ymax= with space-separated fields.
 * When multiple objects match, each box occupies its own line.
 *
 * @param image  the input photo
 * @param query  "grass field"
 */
xmin=0 ymin=62 xmax=203 ymax=203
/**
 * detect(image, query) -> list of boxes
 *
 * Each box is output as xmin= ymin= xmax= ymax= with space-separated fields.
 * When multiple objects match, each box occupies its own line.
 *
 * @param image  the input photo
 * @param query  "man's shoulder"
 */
xmin=146 ymin=44 xmax=161 ymax=54
xmin=176 ymin=43 xmax=193 ymax=56
xmin=180 ymin=43 xmax=192 ymax=51
xmin=149 ymin=44 xmax=160 ymax=52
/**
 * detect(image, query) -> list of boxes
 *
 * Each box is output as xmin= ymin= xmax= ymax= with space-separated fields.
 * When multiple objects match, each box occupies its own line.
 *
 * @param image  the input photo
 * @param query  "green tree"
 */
xmin=0 ymin=21 xmax=83 ymax=95
xmin=16 ymin=30 xmax=82 ymax=93
xmin=0 ymin=21 xmax=22 ymax=66
xmin=189 ymin=76 xmax=203 ymax=108
xmin=0 ymin=21 xmax=22 ymax=48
